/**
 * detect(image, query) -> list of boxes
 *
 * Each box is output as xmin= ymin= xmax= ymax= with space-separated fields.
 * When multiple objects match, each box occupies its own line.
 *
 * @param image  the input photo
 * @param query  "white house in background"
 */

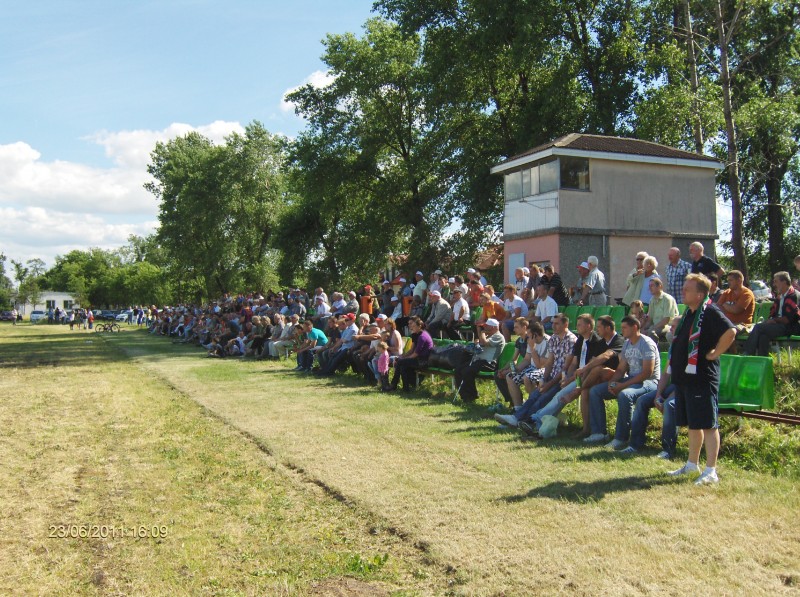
xmin=491 ymin=133 xmax=722 ymax=299
xmin=15 ymin=291 xmax=80 ymax=315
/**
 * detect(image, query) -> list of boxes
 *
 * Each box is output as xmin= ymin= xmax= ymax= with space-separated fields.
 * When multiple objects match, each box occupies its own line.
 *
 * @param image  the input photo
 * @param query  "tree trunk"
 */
xmin=684 ymin=0 xmax=704 ymax=153
xmin=715 ymin=0 xmax=748 ymax=281
xmin=765 ymin=162 xmax=788 ymax=274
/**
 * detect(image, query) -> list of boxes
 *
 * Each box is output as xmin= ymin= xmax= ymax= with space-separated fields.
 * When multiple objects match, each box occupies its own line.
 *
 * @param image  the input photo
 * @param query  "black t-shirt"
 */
xmin=603 ymin=333 xmax=625 ymax=370
xmin=543 ymin=272 xmax=570 ymax=306
xmin=691 ymin=255 xmax=721 ymax=276
xmin=670 ymin=303 xmax=734 ymax=386
xmin=571 ymin=332 xmax=607 ymax=367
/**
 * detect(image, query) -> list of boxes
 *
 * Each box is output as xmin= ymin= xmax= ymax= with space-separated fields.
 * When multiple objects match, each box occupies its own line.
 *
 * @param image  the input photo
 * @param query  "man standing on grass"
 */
xmin=668 ymin=273 xmax=736 ymax=485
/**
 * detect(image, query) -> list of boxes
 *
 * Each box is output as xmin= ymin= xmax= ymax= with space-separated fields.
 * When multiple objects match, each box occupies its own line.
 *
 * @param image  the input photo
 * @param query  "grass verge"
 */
xmin=93 ymin=325 xmax=800 ymax=595
xmin=0 ymin=323 xmax=444 ymax=595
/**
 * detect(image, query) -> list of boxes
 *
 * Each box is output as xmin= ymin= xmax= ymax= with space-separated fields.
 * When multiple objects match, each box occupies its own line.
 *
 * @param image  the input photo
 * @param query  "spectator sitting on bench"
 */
xmin=514 ymin=313 xmax=608 ymax=437
xmin=495 ymin=318 xmax=536 ymax=404
xmin=530 ymin=284 xmax=558 ymax=331
xmin=501 ymin=284 xmax=528 ymax=340
xmin=505 ymin=321 xmax=550 ymax=408
xmin=569 ymin=315 xmax=625 ymax=438
xmin=640 ymin=277 xmax=679 ymax=344
xmin=585 ymin=315 xmax=660 ymax=448
xmin=716 ymin=270 xmax=754 ymax=333
xmin=315 ymin=314 xmax=359 ymax=376
xmin=446 ymin=287 xmax=470 ymax=340
xmin=425 ymin=290 xmax=451 ymax=339
xmin=495 ymin=314 xmax=576 ymax=428
xmin=742 ymin=271 xmax=800 ymax=356
xmin=454 ymin=318 xmax=506 ymax=402
xmin=388 ymin=316 xmax=433 ymax=392
xmin=623 ymin=369 xmax=677 ymax=458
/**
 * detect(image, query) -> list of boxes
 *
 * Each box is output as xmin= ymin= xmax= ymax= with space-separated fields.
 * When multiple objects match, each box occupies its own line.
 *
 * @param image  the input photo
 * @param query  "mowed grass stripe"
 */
xmin=104 ymin=327 xmax=800 ymax=596
xmin=0 ymin=325 xmax=445 ymax=595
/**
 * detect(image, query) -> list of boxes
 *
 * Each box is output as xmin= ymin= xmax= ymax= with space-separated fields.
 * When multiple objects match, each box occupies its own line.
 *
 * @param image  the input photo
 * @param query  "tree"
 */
xmin=146 ymin=122 xmax=287 ymax=300
xmin=287 ymin=18 xmax=462 ymax=270
xmin=0 ymin=253 xmax=13 ymax=308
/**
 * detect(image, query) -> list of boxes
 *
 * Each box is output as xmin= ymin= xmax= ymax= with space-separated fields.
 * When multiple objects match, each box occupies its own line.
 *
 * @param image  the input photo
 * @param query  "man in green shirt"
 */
xmin=641 ymin=277 xmax=679 ymax=344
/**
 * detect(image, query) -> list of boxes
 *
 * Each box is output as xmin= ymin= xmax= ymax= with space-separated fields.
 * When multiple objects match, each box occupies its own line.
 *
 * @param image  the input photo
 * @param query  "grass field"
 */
xmin=1 ymin=323 xmax=798 ymax=595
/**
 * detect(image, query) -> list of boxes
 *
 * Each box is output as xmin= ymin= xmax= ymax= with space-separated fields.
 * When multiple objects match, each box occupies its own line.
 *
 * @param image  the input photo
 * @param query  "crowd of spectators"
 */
xmin=136 ymin=250 xmax=799 ymax=485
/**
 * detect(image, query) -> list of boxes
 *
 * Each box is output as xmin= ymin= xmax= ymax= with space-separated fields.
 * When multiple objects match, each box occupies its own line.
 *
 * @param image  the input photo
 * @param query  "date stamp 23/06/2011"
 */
xmin=49 ymin=524 xmax=169 ymax=539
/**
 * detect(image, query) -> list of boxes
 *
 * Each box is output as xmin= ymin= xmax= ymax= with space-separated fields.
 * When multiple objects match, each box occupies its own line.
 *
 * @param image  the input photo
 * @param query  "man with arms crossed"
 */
xmin=668 ymin=273 xmax=736 ymax=484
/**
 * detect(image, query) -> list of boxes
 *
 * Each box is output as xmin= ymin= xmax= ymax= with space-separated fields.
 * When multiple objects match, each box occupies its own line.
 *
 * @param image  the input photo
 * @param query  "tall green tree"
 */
xmin=146 ymin=122 xmax=287 ymax=300
xmin=0 ymin=254 xmax=13 ymax=308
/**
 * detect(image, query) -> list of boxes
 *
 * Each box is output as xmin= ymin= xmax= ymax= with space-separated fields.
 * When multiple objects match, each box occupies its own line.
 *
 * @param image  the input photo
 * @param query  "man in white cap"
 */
xmin=413 ymin=271 xmax=428 ymax=302
xmin=446 ymin=287 xmax=471 ymax=340
xmin=454 ymin=318 xmax=506 ymax=401
xmin=391 ymin=277 xmax=406 ymax=298
xmin=343 ymin=291 xmax=359 ymax=314
xmin=575 ymin=262 xmax=590 ymax=304
xmin=311 ymin=295 xmax=331 ymax=328
xmin=389 ymin=295 xmax=403 ymax=320
xmin=424 ymin=290 xmax=451 ymax=338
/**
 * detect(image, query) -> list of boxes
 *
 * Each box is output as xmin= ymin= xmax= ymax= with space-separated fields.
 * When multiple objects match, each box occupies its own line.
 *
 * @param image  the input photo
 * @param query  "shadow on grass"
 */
xmin=500 ymin=473 xmax=677 ymax=503
xmin=0 ymin=330 xmax=125 ymax=368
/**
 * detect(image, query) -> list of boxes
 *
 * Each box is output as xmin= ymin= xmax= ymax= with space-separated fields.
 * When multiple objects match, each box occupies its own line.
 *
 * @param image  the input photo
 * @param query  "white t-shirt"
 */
xmin=451 ymin=297 xmax=470 ymax=321
xmin=535 ymin=296 xmax=558 ymax=321
xmin=504 ymin=295 xmax=529 ymax=317
xmin=526 ymin=335 xmax=550 ymax=359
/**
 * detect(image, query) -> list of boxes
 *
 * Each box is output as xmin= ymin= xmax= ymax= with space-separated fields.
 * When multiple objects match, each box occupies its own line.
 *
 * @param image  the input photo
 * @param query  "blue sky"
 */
xmin=0 ymin=0 xmax=376 ymax=268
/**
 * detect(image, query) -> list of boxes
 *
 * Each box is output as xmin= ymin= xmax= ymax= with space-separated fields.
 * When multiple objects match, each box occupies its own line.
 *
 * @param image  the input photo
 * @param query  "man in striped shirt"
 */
xmin=666 ymin=247 xmax=691 ymax=304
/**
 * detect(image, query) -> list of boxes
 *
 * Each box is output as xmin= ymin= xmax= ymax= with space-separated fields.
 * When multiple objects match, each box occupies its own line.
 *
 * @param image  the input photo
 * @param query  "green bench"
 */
xmin=659 ymin=352 xmax=774 ymax=412
xmin=416 ymin=341 xmax=518 ymax=400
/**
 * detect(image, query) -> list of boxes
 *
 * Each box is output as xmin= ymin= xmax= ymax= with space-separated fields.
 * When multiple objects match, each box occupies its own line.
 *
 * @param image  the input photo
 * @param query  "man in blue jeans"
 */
xmin=585 ymin=315 xmax=659 ymax=448
xmin=623 ymin=377 xmax=677 ymax=459
xmin=494 ymin=314 xmax=576 ymax=428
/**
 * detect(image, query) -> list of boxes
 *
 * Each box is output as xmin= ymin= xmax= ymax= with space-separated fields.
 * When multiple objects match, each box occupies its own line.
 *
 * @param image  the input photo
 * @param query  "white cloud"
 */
xmin=0 ymin=120 xmax=244 ymax=267
xmin=280 ymin=69 xmax=335 ymax=114
xmin=88 ymin=120 xmax=245 ymax=169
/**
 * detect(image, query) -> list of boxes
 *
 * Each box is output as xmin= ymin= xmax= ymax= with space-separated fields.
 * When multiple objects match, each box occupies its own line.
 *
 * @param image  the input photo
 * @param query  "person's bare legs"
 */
xmin=507 ymin=374 xmax=524 ymax=407
xmin=703 ymin=428 xmax=720 ymax=467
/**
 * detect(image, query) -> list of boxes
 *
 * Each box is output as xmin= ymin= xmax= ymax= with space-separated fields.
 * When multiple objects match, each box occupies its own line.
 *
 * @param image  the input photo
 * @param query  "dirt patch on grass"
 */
xmin=308 ymin=578 xmax=390 ymax=596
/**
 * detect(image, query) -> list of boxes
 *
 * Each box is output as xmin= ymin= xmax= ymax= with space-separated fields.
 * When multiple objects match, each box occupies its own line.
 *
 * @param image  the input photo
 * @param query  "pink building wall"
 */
xmin=504 ymin=234 xmax=560 ymax=282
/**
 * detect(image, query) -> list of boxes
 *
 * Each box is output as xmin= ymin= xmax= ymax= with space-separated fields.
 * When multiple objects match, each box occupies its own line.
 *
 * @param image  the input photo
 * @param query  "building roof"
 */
xmin=491 ymin=133 xmax=721 ymax=174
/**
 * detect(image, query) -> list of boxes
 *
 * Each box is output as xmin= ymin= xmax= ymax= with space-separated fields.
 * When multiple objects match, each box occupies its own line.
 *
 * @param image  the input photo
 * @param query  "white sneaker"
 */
xmin=668 ymin=463 xmax=699 ymax=476
xmin=583 ymin=433 xmax=608 ymax=443
xmin=494 ymin=413 xmax=519 ymax=427
xmin=656 ymin=451 xmax=671 ymax=460
xmin=605 ymin=439 xmax=626 ymax=450
xmin=694 ymin=470 xmax=719 ymax=485
xmin=619 ymin=446 xmax=637 ymax=455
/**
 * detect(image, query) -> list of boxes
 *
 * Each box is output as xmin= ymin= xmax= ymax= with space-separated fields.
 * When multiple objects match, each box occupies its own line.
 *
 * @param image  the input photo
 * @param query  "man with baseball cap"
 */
xmin=446 ymin=286 xmax=471 ymax=340
xmin=425 ymin=290 xmax=451 ymax=338
xmin=413 ymin=271 xmax=428 ymax=301
xmin=454 ymin=318 xmax=505 ymax=402
xmin=316 ymin=314 xmax=359 ymax=376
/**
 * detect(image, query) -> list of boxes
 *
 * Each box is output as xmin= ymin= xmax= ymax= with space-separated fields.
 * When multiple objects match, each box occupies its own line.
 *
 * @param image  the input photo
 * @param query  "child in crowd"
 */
xmin=376 ymin=341 xmax=391 ymax=392
xmin=206 ymin=336 xmax=224 ymax=357
xmin=628 ymin=300 xmax=645 ymax=322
